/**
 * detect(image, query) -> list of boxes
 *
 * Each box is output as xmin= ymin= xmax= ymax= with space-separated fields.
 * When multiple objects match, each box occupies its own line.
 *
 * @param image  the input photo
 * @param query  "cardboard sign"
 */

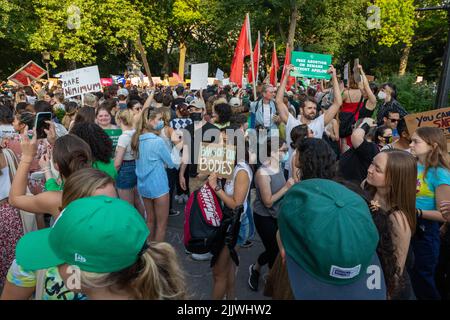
xmin=191 ymin=63 xmax=209 ymax=90
xmin=198 ymin=143 xmax=236 ymax=179
xmin=104 ymin=128 xmax=123 ymax=150
xmin=8 ymin=61 xmax=47 ymax=86
xmin=290 ymin=52 xmax=332 ymax=80
xmin=100 ymin=78 xmax=113 ymax=86
xmin=405 ymin=107 xmax=450 ymax=150
xmin=60 ymin=66 xmax=102 ymax=98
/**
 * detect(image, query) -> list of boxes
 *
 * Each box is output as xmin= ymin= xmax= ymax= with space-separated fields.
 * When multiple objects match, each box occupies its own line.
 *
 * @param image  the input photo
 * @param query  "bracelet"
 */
xmin=416 ymin=209 xmax=423 ymax=219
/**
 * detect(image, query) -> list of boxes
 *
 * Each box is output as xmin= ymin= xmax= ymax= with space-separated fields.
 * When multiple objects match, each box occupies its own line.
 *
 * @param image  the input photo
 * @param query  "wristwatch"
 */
xmin=214 ymin=185 xmax=221 ymax=192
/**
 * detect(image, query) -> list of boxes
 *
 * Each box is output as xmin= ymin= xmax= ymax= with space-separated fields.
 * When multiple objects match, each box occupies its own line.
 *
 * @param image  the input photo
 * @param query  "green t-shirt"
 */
xmin=45 ymin=178 xmax=63 ymax=191
xmin=92 ymin=159 xmax=118 ymax=180
xmin=104 ymin=128 xmax=123 ymax=151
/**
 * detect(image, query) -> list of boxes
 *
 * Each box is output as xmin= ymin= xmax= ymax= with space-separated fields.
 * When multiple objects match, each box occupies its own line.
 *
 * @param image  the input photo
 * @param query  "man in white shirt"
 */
xmin=275 ymin=64 xmax=342 ymax=177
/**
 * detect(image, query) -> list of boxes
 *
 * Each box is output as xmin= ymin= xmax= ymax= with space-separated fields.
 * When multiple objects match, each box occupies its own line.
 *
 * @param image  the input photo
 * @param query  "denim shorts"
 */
xmin=116 ymin=160 xmax=137 ymax=189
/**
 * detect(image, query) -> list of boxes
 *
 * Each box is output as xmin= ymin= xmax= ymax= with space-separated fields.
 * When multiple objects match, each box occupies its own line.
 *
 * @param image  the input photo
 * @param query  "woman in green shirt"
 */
xmin=70 ymin=122 xmax=118 ymax=180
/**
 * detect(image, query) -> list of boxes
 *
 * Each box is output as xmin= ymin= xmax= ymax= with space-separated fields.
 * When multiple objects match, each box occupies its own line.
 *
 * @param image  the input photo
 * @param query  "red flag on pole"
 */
xmin=281 ymin=44 xmax=295 ymax=90
xmin=248 ymin=32 xmax=260 ymax=84
xmin=269 ymin=45 xmax=279 ymax=86
xmin=230 ymin=15 xmax=251 ymax=87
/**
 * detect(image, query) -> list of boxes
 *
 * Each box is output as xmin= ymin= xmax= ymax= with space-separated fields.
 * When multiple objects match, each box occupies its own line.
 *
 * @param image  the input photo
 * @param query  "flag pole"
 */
xmin=256 ymin=31 xmax=260 ymax=82
xmin=246 ymin=13 xmax=257 ymax=101
xmin=274 ymin=42 xmax=277 ymax=85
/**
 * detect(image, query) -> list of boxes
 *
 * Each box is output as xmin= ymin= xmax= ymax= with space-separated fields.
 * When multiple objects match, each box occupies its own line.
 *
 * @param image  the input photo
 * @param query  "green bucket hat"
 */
xmin=278 ymin=179 xmax=386 ymax=300
xmin=16 ymin=195 xmax=150 ymax=273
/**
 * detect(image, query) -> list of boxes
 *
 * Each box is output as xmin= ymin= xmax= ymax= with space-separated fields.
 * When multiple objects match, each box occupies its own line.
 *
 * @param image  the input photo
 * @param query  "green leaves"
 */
xmin=374 ymin=0 xmax=417 ymax=47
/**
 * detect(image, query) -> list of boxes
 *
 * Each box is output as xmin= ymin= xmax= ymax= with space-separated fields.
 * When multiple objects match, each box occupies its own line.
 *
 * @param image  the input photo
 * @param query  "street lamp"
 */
xmin=42 ymin=51 xmax=51 ymax=80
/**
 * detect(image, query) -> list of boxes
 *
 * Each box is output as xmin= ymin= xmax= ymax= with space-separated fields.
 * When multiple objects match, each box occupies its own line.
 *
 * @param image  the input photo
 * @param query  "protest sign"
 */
xmin=222 ymin=78 xmax=230 ymax=86
xmin=190 ymin=63 xmax=209 ymax=90
xmin=104 ymin=128 xmax=123 ymax=150
xmin=404 ymin=107 xmax=450 ymax=150
xmin=290 ymin=52 xmax=332 ymax=80
xmin=216 ymin=68 xmax=224 ymax=81
xmin=197 ymin=143 xmax=236 ymax=179
xmin=60 ymin=66 xmax=102 ymax=98
xmin=8 ymin=61 xmax=47 ymax=86
xmin=111 ymin=75 xmax=126 ymax=85
xmin=101 ymin=78 xmax=113 ymax=86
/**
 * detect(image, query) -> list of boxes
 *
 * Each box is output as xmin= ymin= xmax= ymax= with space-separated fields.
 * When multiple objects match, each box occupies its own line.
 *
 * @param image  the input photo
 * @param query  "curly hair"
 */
xmin=70 ymin=122 xmax=113 ymax=163
xmin=294 ymin=138 xmax=337 ymax=180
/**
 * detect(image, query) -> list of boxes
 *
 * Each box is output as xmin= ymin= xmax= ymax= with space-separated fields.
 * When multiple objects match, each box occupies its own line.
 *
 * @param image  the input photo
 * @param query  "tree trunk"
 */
xmin=163 ymin=43 xmax=170 ymax=75
xmin=399 ymin=43 xmax=412 ymax=76
xmin=287 ymin=1 xmax=298 ymax=49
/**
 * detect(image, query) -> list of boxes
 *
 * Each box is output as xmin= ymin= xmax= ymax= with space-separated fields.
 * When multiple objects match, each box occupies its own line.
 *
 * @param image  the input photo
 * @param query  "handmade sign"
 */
xmin=290 ymin=52 xmax=332 ymax=80
xmin=198 ymin=143 xmax=236 ymax=179
xmin=60 ymin=66 xmax=102 ymax=98
xmin=8 ymin=61 xmax=47 ymax=86
xmin=405 ymin=107 xmax=450 ymax=150
xmin=191 ymin=63 xmax=209 ymax=90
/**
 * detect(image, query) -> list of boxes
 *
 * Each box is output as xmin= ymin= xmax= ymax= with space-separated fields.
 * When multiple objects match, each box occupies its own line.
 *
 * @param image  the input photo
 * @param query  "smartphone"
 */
xmin=35 ymin=112 xmax=52 ymax=139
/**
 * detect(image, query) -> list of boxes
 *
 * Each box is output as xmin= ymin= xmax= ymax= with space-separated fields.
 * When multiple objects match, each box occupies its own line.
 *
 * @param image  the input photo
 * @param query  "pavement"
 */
xmin=166 ymin=197 xmax=269 ymax=300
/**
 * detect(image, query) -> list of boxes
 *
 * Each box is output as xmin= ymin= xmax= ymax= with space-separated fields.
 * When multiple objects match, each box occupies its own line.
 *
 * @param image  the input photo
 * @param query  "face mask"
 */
xmin=280 ymin=152 xmax=289 ymax=164
xmin=377 ymin=91 xmax=386 ymax=100
xmin=190 ymin=112 xmax=202 ymax=122
xmin=153 ymin=120 xmax=164 ymax=131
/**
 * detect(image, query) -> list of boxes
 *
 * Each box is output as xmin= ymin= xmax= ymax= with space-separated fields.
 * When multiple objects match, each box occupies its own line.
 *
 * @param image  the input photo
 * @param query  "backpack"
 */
xmin=184 ymin=183 xmax=224 ymax=254
xmin=339 ymin=96 xmax=364 ymax=138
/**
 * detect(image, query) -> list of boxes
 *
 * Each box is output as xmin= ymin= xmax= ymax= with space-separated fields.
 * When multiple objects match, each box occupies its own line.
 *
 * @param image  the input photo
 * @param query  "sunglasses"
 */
xmin=388 ymin=118 xmax=399 ymax=123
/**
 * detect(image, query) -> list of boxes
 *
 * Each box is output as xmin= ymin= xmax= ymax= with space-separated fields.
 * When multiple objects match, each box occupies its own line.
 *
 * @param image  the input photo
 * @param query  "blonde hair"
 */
xmin=61 ymin=168 xmax=114 ymax=209
xmin=131 ymin=107 xmax=162 ymax=158
xmin=80 ymin=242 xmax=187 ymax=300
xmin=115 ymin=109 xmax=134 ymax=127
xmin=160 ymin=107 xmax=172 ymax=126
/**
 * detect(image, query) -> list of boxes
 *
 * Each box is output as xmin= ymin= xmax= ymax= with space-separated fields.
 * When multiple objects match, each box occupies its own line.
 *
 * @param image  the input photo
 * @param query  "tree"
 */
xmin=373 ymin=0 xmax=417 ymax=75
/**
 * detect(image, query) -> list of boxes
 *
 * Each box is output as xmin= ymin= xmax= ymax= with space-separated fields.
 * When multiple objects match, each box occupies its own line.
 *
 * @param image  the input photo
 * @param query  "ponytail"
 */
xmin=131 ymin=107 xmax=162 ymax=159
xmin=80 ymin=242 xmax=187 ymax=300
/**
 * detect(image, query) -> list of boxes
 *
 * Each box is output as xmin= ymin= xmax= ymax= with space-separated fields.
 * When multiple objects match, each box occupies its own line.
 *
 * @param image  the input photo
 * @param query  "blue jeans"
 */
xmin=409 ymin=219 xmax=441 ymax=300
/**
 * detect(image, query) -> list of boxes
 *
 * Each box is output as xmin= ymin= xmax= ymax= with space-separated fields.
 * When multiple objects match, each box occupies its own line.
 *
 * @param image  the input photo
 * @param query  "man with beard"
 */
xmin=275 ymin=64 xmax=342 ymax=178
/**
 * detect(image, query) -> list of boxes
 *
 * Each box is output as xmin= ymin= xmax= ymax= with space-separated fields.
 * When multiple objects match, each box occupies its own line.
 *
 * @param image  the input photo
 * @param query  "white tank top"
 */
xmin=0 ymin=166 xmax=11 ymax=201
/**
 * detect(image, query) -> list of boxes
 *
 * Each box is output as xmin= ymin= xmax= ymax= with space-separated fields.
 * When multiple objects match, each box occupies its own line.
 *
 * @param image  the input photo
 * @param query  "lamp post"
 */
xmin=42 ymin=51 xmax=51 ymax=80
xmin=416 ymin=2 xmax=450 ymax=109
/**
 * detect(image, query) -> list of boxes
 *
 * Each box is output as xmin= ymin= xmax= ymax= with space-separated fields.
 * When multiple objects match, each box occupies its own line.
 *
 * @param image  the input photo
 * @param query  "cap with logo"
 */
xmin=16 ymin=196 xmax=149 ymax=273
xmin=278 ymin=179 xmax=386 ymax=300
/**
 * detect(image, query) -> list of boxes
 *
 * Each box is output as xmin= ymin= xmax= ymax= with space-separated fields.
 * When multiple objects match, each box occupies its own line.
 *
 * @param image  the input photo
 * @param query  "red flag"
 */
xmin=230 ymin=15 xmax=251 ymax=87
xmin=269 ymin=45 xmax=279 ymax=86
xmin=281 ymin=44 xmax=295 ymax=90
xmin=248 ymin=34 xmax=260 ymax=84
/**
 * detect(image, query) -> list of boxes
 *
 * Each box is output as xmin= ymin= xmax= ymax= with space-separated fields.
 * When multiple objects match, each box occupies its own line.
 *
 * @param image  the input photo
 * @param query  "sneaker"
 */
xmin=169 ymin=209 xmax=180 ymax=216
xmin=248 ymin=264 xmax=260 ymax=291
xmin=184 ymin=248 xmax=192 ymax=255
xmin=191 ymin=252 xmax=213 ymax=261
xmin=240 ymin=240 xmax=253 ymax=248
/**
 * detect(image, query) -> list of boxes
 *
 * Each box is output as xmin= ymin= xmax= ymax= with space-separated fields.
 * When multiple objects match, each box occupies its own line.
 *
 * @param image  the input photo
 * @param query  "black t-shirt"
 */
xmin=338 ymin=139 xmax=379 ymax=184
xmin=184 ymin=121 xmax=218 ymax=177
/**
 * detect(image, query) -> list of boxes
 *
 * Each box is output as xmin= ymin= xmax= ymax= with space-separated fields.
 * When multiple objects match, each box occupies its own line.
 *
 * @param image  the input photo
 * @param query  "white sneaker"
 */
xmin=191 ymin=252 xmax=213 ymax=261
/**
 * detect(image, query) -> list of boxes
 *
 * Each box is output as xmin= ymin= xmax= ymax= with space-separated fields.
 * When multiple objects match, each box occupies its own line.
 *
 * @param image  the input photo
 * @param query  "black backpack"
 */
xmin=339 ymin=96 xmax=365 ymax=138
xmin=184 ymin=183 xmax=224 ymax=254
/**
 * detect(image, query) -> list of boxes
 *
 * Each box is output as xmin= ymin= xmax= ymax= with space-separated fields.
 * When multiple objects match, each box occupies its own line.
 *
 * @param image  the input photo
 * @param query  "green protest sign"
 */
xmin=290 ymin=51 xmax=332 ymax=80
xmin=104 ymin=128 xmax=122 ymax=150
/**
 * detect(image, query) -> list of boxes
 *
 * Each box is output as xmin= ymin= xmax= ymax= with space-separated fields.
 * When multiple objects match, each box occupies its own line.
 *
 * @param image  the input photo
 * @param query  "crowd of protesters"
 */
xmin=0 ymin=61 xmax=449 ymax=301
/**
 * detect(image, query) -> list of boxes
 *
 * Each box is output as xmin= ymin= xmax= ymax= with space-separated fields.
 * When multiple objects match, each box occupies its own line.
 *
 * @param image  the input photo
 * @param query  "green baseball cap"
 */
xmin=278 ymin=179 xmax=385 ymax=299
xmin=16 ymin=196 xmax=150 ymax=273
